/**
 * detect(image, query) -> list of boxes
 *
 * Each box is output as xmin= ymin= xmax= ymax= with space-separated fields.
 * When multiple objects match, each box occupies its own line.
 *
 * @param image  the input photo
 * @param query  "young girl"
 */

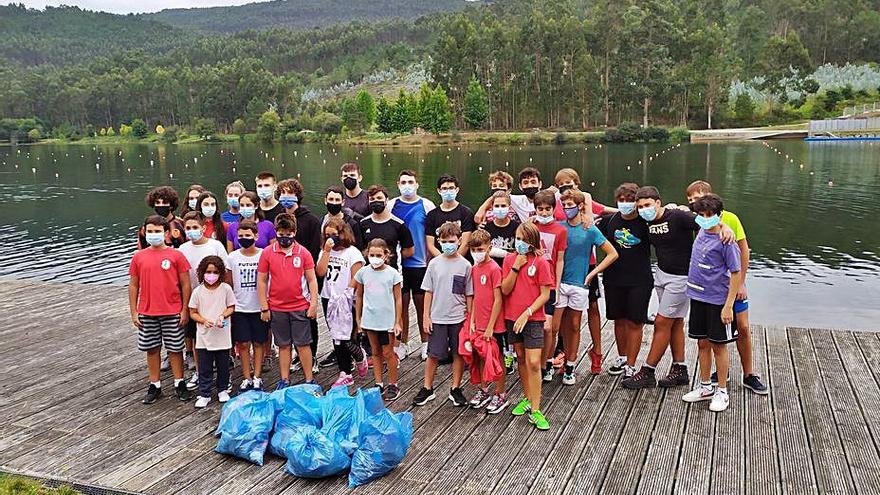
xmin=196 ymin=191 xmax=228 ymax=248
xmin=188 ymin=255 xmax=237 ymax=409
xmin=317 ymin=218 xmax=368 ymax=387
xmin=182 ymin=184 xmax=206 ymax=216
xmin=226 ymin=191 xmax=277 ymax=251
xmin=501 ymin=222 xmax=553 ymax=430
xmin=354 ymin=239 xmax=403 ymax=402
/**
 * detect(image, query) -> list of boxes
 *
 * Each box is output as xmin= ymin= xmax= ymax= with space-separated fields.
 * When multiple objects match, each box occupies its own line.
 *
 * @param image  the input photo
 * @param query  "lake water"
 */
xmin=1 ymin=140 xmax=878 ymax=330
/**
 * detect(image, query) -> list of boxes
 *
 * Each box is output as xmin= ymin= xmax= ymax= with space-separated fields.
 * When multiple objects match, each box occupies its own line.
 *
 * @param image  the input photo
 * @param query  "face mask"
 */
xmin=564 ymin=206 xmax=580 ymax=220
xmin=522 ymin=186 xmax=539 ymax=199
xmin=471 ymin=251 xmax=487 ymax=263
xmin=201 ymin=206 xmax=216 ymax=217
xmin=440 ymin=190 xmax=458 ymax=202
xmin=638 ymin=206 xmax=657 ymax=222
xmin=227 ymin=197 xmax=240 ymax=209
xmin=327 ymin=235 xmax=340 ymax=246
xmin=696 ymin=214 xmax=721 ymax=230
xmin=145 ymin=232 xmax=165 ymax=247
xmin=558 ymin=184 xmax=574 ymax=194
xmin=368 ymin=256 xmax=384 ymax=268
xmin=240 ymin=206 xmax=256 ymax=218
xmin=238 ymin=237 xmax=255 ymax=249
xmin=204 ymin=273 xmax=220 ymax=285
xmin=277 ymin=236 xmax=294 ymax=248
xmin=279 ymin=197 xmax=297 ymax=209
xmin=343 ymin=177 xmax=358 ymax=191
xmin=440 ymin=242 xmax=458 ymax=255
xmin=492 ymin=207 xmax=509 ymax=219
xmin=535 ymin=214 xmax=554 ymax=225
xmin=491 ymin=188 xmax=507 ymax=194
xmin=688 ymin=202 xmax=696 ymax=212
xmin=188 ymin=198 xmax=198 ymax=210
xmin=514 ymin=239 xmax=530 ymax=255
xmin=257 ymin=188 xmax=273 ymax=201
xmin=399 ymin=184 xmax=417 ymax=198
xmin=617 ymin=202 xmax=636 ymax=215
xmin=154 ymin=205 xmax=171 ymax=217
xmin=326 ymin=203 xmax=342 ymax=215
xmin=369 ymin=200 xmax=386 ymax=214
xmin=186 ymin=229 xmax=203 ymax=241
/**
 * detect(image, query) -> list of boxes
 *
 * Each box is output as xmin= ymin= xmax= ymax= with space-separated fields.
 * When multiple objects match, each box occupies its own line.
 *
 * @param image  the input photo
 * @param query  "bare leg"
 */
xmin=714 ymin=343 xmax=730 ymax=389
xmin=588 ymin=302 xmax=602 ymax=354
xmin=385 ymin=344 xmax=399 ymax=384
xmin=670 ymin=318 xmax=686 ymax=363
xmin=451 ymin=354 xmax=465 ymax=389
xmin=239 ymin=342 xmax=252 ymax=381
xmin=644 ymin=315 xmax=673 ymax=367
xmin=147 ymin=348 xmax=161 ymax=382
xmin=168 ymin=351 xmax=184 ymax=380
xmin=735 ymin=311 xmax=754 ymax=376
xmin=626 ymin=321 xmax=644 ymax=368
xmin=400 ymin=292 xmax=411 ymax=343
xmin=613 ymin=319 xmax=627 ymax=359
xmin=562 ymin=308 xmax=583 ymax=362
xmin=278 ymin=345 xmax=292 ymax=381
xmin=412 ymin=293 xmax=426 ymax=343
xmin=525 ymin=347 xmax=543 ymax=411
xmin=253 ymin=343 xmax=264 ymax=379
xmin=298 ymin=344 xmax=314 ymax=381
xmin=514 ymin=343 xmax=529 ymax=400
xmin=367 ymin=332 xmax=384 ymax=385
xmin=697 ymin=339 xmax=712 ymax=383
xmin=424 ymin=356 xmax=439 ymax=389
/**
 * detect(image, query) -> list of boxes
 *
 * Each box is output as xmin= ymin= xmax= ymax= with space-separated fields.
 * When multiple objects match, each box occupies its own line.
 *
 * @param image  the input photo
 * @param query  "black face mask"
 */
xmin=343 ymin=177 xmax=358 ymax=191
xmin=688 ymin=202 xmax=696 ymax=212
xmin=238 ymin=237 xmax=255 ymax=249
xmin=522 ymin=186 xmax=539 ymax=199
xmin=277 ymin=236 xmax=295 ymax=248
xmin=558 ymin=184 xmax=574 ymax=194
xmin=369 ymin=201 xmax=386 ymax=214
xmin=326 ymin=203 xmax=342 ymax=215
xmin=491 ymin=188 xmax=507 ymax=194
xmin=327 ymin=235 xmax=340 ymax=245
xmin=154 ymin=205 xmax=172 ymax=217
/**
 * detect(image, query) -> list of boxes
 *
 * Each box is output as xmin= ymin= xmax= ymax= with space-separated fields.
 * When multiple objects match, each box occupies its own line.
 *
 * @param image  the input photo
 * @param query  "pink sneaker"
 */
xmin=332 ymin=372 xmax=354 ymax=388
xmin=356 ymin=351 xmax=369 ymax=378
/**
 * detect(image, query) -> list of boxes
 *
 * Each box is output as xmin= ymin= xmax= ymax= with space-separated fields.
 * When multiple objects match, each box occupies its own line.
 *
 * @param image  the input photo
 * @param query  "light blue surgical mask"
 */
xmin=227 ymin=197 xmax=240 ymax=208
xmin=188 ymin=198 xmax=198 ymax=210
xmin=280 ymin=196 xmax=298 ymax=209
xmin=514 ymin=239 xmax=530 ymax=255
xmin=257 ymin=188 xmax=273 ymax=200
xmin=492 ymin=206 xmax=509 ymax=219
xmin=535 ymin=214 xmax=554 ymax=225
xmin=617 ymin=202 xmax=636 ymax=215
xmin=201 ymin=206 xmax=216 ymax=217
xmin=145 ymin=232 xmax=165 ymax=247
xmin=696 ymin=214 xmax=721 ymax=230
xmin=399 ymin=184 xmax=417 ymax=198
xmin=240 ymin=206 xmax=256 ymax=218
xmin=440 ymin=242 xmax=458 ymax=255
xmin=440 ymin=189 xmax=458 ymax=202
xmin=638 ymin=206 xmax=657 ymax=222
xmin=186 ymin=229 xmax=203 ymax=241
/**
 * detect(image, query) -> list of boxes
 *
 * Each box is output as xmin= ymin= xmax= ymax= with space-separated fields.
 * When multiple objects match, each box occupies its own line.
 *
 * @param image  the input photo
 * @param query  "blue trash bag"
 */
xmin=268 ymin=384 xmax=325 ymax=458
xmin=348 ymin=410 xmax=414 ymax=487
xmin=215 ymin=399 xmax=276 ymax=466
xmin=215 ymin=390 xmax=269 ymax=437
xmin=283 ymin=425 xmax=352 ymax=478
xmin=320 ymin=386 xmax=358 ymax=454
xmin=346 ymin=387 xmax=385 ymax=449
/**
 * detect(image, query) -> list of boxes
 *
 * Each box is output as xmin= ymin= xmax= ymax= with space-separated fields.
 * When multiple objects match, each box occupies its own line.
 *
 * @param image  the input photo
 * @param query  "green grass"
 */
xmin=0 ymin=474 xmax=80 ymax=495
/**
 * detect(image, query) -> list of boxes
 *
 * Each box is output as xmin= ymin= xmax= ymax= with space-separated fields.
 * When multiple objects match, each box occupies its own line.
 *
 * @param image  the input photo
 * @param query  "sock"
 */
xmin=545 ymin=360 xmax=553 ymax=371
xmin=151 ymin=381 xmax=161 ymax=388
xmin=700 ymin=381 xmax=713 ymax=389
xmin=566 ymin=360 xmax=576 ymax=367
xmin=173 ymin=378 xmax=182 ymax=387
xmin=717 ymin=387 xmax=728 ymax=394
xmin=376 ymin=382 xmax=384 ymax=389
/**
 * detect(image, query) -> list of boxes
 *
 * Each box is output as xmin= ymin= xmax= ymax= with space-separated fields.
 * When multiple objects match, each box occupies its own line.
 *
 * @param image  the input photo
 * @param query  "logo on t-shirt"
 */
xmin=480 ymin=274 xmax=487 ymax=285
xmin=292 ymin=256 xmax=302 ymax=268
xmin=161 ymin=259 xmax=171 ymax=270
xmin=614 ymin=228 xmax=642 ymax=249
xmin=649 ymin=222 xmax=670 ymax=235
xmin=527 ymin=265 xmax=537 ymax=277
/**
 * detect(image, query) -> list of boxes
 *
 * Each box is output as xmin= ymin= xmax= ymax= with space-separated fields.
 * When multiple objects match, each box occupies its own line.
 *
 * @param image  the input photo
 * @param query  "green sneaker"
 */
xmin=511 ymin=397 xmax=531 ymax=416
xmin=529 ymin=410 xmax=550 ymax=430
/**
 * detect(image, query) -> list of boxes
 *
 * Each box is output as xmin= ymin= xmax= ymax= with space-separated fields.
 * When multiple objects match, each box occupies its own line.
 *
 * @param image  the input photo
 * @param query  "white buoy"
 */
xmin=169 ymin=173 xmax=174 ymax=179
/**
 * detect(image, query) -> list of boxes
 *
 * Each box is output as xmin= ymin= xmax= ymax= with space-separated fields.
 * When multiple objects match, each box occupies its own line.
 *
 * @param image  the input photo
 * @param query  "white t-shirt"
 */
xmin=510 ymin=194 xmax=535 ymax=221
xmin=188 ymin=283 xmax=236 ymax=351
xmin=227 ymin=248 xmax=262 ymax=313
xmin=319 ymin=246 xmax=365 ymax=300
xmin=178 ymin=239 xmax=229 ymax=290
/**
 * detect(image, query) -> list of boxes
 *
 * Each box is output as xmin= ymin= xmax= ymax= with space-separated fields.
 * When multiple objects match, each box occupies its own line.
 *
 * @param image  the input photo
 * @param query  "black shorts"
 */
xmin=231 ymin=312 xmax=270 ymax=344
xmin=493 ymin=332 xmax=508 ymax=353
xmin=688 ymin=299 xmax=739 ymax=344
xmin=184 ymin=319 xmax=197 ymax=339
xmin=544 ymin=289 xmax=557 ymax=316
xmin=588 ymin=265 xmax=601 ymax=302
xmin=366 ymin=329 xmax=392 ymax=347
xmin=506 ymin=319 xmax=544 ymax=349
xmin=603 ymin=283 xmax=651 ymax=324
xmin=402 ymin=267 xmax=427 ymax=295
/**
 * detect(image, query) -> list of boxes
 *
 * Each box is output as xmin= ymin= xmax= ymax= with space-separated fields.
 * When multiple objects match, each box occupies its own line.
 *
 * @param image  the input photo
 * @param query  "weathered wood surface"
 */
xmin=2 ymin=280 xmax=879 ymax=495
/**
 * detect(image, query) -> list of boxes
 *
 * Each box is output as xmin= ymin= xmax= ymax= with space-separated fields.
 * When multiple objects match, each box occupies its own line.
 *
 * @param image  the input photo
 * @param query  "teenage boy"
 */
xmin=138 ymin=186 xmax=185 ymax=249
xmin=129 ymin=215 xmax=192 ymax=404
xmin=228 ymin=219 xmax=268 ymax=391
xmin=484 ymin=190 xmax=521 ymax=267
xmin=388 ymin=170 xmax=436 ymax=361
xmin=257 ymin=213 xmax=319 ymax=389
xmin=531 ymin=190 xmax=568 ymax=382
xmin=476 ymin=167 xmax=544 ymax=222
xmin=685 ymin=180 xmax=766 ymax=394
xmin=426 ymin=174 xmax=476 ymax=258
xmin=596 ymin=183 xmax=652 ymax=378
xmin=322 ymin=186 xmax=364 ymax=250
xmin=222 ymin=180 xmax=246 ymax=223
xmin=413 ymin=222 xmax=474 ymax=407
xmin=478 ymin=170 xmax=516 ymax=223
xmin=341 ymin=162 xmax=370 ymax=216
xmin=255 ymin=171 xmax=284 ymax=223
xmin=682 ymin=194 xmax=743 ymax=412
xmin=360 ymin=185 xmax=415 ymax=271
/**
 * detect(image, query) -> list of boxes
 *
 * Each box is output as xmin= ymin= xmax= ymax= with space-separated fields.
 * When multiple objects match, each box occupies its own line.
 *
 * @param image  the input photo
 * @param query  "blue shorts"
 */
xmin=734 ymin=299 xmax=749 ymax=314
xmin=544 ymin=289 xmax=557 ymax=316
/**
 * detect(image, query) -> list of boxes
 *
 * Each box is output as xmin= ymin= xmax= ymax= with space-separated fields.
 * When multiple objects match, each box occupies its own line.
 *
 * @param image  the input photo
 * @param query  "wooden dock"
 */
xmin=2 ymin=279 xmax=880 ymax=494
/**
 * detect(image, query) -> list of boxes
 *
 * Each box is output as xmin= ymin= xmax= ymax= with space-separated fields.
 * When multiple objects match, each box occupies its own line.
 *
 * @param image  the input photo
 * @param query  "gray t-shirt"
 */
xmin=421 ymin=255 xmax=473 ymax=324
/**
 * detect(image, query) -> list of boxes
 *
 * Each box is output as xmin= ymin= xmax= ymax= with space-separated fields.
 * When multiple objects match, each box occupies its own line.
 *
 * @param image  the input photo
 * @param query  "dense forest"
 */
xmin=1 ymin=0 xmax=879 ymax=141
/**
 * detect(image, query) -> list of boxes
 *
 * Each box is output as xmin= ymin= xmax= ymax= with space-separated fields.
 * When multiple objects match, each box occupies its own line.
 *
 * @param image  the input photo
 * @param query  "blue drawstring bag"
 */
xmin=269 ymin=383 xmax=324 ymax=458
xmin=348 ymin=410 xmax=414 ymax=487
xmin=215 ymin=399 xmax=276 ymax=466
xmin=283 ymin=425 xmax=352 ymax=478
xmin=215 ymin=390 xmax=269 ymax=437
xmin=320 ymin=386 xmax=358 ymax=454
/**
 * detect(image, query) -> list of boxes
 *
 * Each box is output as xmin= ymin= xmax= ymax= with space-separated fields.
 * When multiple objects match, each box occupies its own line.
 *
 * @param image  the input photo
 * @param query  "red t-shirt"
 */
xmin=471 ymin=260 xmax=505 ymax=333
xmin=129 ymin=247 xmax=191 ymax=316
xmin=257 ymin=242 xmax=315 ymax=312
xmin=502 ymin=253 xmax=554 ymax=322
xmin=536 ymin=221 xmax=568 ymax=288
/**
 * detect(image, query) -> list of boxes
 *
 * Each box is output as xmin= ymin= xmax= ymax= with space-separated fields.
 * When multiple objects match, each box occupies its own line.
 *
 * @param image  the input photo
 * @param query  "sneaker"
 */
xmin=275 ymin=379 xmax=289 ymax=391
xmin=226 ymin=382 xmax=233 ymax=394
xmin=319 ymin=352 xmax=337 ymax=367
xmin=449 ymin=387 xmax=468 ymax=407
xmin=239 ymin=379 xmax=252 ymax=392
xmin=312 ymin=361 xmax=320 ymax=374
xmin=743 ymin=374 xmax=769 ymax=395
xmin=355 ymin=352 xmax=369 ymax=378
xmin=504 ymin=354 xmax=516 ymax=375
xmin=194 ymin=396 xmax=211 ymax=409
xmin=710 ymin=389 xmax=730 ymax=412
xmin=185 ymin=374 xmax=199 ymax=391
xmin=383 ymin=384 xmax=401 ymax=402
xmin=511 ymin=397 xmax=531 ymax=416
xmin=394 ymin=344 xmax=407 ymax=361
xmin=175 ymin=381 xmax=191 ymax=401
xmin=658 ymin=363 xmax=690 ymax=388
xmin=184 ymin=352 xmax=195 ymax=371
xmin=621 ymin=366 xmax=657 ymax=389
xmin=562 ymin=365 xmax=576 ymax=386
xmin=608 ymin=356 xmax=627 ymax=375
xmin=412 ymin=387 xmax=436 ymax=406
xmin=420 ymin=343 xmax=429 ymax=361
xmin=588 ymin=347 xmax=603 ymax=375
xmin=218 ymin=391 xmax=230 ymax=403
xmin=290 ymin=356 xmax=302 ymax=372
xmin=252 ymin=377 xmax=264 ymax=391
xmin=469 ymin=389 xmax=492 ymax=409
xmin=552 ymin=352 xmax=565 ymax=369
xmin=542 ymin=366 xmax=554 ymax=382
xmin=486 ymin=393 xmax=510 ymax=414
xmin=332 ymin=372 xmax=354 ymax=388
xmin=160 ymin=355 xmax=170 ymax=372
xmin=142 ymin=384 xmax=162 ymax=404
xmin=624 ymin=365 xmax=636 ymax=378
xmin=529 ymin=410 xmax=550 ymax=430
xmin=682 ymin=384 xmax=715 ymax=403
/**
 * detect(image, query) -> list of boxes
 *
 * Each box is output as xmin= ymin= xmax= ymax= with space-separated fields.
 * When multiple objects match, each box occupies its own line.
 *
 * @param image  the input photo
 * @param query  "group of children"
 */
xmin=128 ymin=162 xmax=767 ymax=429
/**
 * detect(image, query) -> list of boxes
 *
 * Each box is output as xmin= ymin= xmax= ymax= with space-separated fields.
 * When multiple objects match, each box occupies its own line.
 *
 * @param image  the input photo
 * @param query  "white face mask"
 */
xmin=535 ymin=213 xmax=554 ymax=225
xmin=471 ymin=251 xmax=487 ymax=264
xmin=368 ymin=256 xmax=385 ymax=268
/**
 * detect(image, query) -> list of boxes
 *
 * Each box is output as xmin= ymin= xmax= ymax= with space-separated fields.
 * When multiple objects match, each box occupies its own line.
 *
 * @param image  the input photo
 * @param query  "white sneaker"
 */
xmin=682 ymin=384 xmax=715 ymax=403
xmin=394 ymin=344 xmax=407 ymax=361
xmin=253 ymin=377 xmax=264 ymax=390
xmin=218 ymin=391 xmax=231 ymax=403
xmin=239 ymin=379 xmax=252 ymax=391
xmin=420 ymin=342 xmax=429 ymax=361
xmin=186 ymin=374 xmax=199 ymax=391
xmin=709 ymin=389 xmax=730 ymax=412
xmin=194 ymin=396 xmax=211 ymax=408
xmin=624 ymin=365 xmax=636 ymax=378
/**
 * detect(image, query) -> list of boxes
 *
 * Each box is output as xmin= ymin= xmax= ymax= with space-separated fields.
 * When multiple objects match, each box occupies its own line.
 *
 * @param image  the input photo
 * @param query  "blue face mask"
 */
xmin=638 ymin=206 xmax=657 ymax=222
xmin=514 ymin=239 xmax=530 ymax=255
xmin=696 ymin=214 xmax=721 ymax=230
xmin=493 ymin=207 xmax=509 ymax=219
xmin=257 ymin=188 xmax=273 ymax=201
xmin=188 ymin=198 xmax=198 ymax=210
xmin=240 ymin=206 xmax=255 ymax=218
xmin=440 ymin=189 xmax=458 ymax=202
xmin=201 ymin=206 xmax=216 ymax=217
xmin=564 ymin=206 xmax=580 ymax=220
xmin=145 ymin=232 xmax=165 ymax=247
xmin=440 ymin=242 xmax=458 ymax=255
xmin=228 ymin=197 xmax=240 ymax=208
xmin=280 ymin=196 xmax=298 ymax=209
xmin=399 ymin=184 xmax=417 ymax=198
xmin=186 ymin=229 xmax=203 ymax=241
xmin=617 ymin=202 xmax=636 ymax=215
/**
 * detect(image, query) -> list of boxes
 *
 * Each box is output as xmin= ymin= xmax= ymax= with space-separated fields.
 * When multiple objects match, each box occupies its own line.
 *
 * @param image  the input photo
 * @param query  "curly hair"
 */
xmin=145 ymin=186 xmax=180 ymax=211
xmin=197 ymin=255 xmax=226 ymax=284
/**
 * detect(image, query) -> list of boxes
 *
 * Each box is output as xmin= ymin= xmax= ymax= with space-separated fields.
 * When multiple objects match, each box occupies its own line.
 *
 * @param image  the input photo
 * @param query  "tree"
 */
xmin=27 ymin=128 xmax=41 ymax=142
xmin=419 ymin=84 xmax=453 ymax=134
xmin=733 ymin=93 xmax=755 ymax=122
xmin=232 ymin=118 xmax=247 ymax=136
xmin=376 ymin=97 xmax=393 ymax=133
xmin=194 ymin=118 xmax=216 ymax=139
xmin=463 ymin=76 xmax=488 ymax=129
xmin=354 ymin=90 xmax=376 ymax=128
xmin=131 ymin=118 xmax=148 ymax=138
xmin=313 ymin=111 xmax=343 ymax=134
xmin=106 ymin=127 xmax=116 ymax=137
xmin=257 ymin=109 xmax=280 ymax=141
xmin=119 ymin=124 xmax=132 ymax=137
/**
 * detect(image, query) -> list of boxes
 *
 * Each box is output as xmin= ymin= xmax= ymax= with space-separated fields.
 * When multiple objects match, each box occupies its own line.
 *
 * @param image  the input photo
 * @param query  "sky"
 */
xmin=14 ymin=0 xmax=270 ymax=14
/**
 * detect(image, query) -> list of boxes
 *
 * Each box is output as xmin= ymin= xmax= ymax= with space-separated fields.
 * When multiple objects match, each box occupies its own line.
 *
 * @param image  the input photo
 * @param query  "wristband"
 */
xmin=526 ymin=307 xmax=533 ymax=316
xmin=261 ymin=308 xmax=269 ymax=312
xmin=512 ymin=267 xmax=520 ymax=273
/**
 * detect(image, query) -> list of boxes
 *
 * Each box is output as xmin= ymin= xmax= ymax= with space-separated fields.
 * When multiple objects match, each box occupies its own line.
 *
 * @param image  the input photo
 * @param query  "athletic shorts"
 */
xmin=506 ymin=319 xmax=544 ymax=349
xmin=402 ymin=267 xmax=427 ymax=295
xmin=734 ymin=299 xmax=749 ymax=314
xmin=603 ymin=283 xmax=652 ymax=324
xmin=184 ymin=318 xmax=197 ymax=339
xmin=364 ymin=329 xmax=392 ymax=347
xmin=270 ymin=310 xmax=312 ymax=347
xmin=688 ymin=299 xmax=739 ymax=344
xmin=556 ymin=283 xmax=590 ymax=312
xmin=428 ymin=322 xmax=462 ymax=361
xmin=544 ymin=289 xmax=557 ymax=316
xmin=232 ymin=311 xmax=270 ymax=344
xmin=587 ymin=265 xmax=602 ymax=302
xmin=654 ymin=269 xmax=690 ymax=319
xmin=137 ymin=314 xmax=184 ymax=353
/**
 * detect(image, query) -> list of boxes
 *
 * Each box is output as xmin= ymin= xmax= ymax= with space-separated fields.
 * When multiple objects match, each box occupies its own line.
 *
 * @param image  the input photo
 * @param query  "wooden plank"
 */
xmin=710 ymin=324 xmax=745 ymax=495
xmin=743 ymin=325 xmax=780 ymax=495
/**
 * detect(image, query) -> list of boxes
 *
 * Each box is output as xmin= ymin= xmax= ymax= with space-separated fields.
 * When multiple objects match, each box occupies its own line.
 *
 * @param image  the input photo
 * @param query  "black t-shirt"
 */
xmin=261 ymin=202 xmax=285 ymax=224
xmin=425 ymin=203 xmax=476 ymax=251
xmin=597 ymin=212 xmax=653 ymax=286
xmin=344 ymin=190 xmax=370 ymax=217
xmin=360 ymin=215 xmax=414 ymax=269
xmin=647 ymin=208 xmax=698 ymax=276
xmin=485 ymin=218 xmax=521 ymax=266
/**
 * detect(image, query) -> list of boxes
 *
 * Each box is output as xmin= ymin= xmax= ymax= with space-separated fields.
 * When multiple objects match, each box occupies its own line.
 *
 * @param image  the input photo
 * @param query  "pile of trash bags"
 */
xmin=214 ymin=384 xmax=413 ymax=487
